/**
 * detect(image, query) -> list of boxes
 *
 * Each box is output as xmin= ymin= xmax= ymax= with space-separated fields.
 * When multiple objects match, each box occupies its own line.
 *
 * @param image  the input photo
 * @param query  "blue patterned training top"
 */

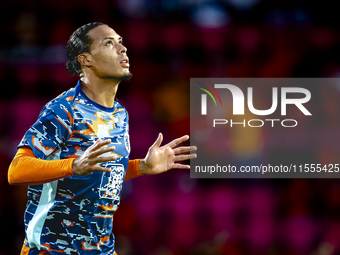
xmin=18 ymin=80 xmax=130 ymax=254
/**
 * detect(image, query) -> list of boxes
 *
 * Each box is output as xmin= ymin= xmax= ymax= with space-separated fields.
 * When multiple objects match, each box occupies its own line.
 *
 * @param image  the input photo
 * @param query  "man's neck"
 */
xmin=80 ymin=75 xmax=119 ymax=108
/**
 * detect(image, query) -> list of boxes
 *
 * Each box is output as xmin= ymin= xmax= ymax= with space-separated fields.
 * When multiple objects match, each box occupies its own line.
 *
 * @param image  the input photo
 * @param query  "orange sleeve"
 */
xmin=8 ymin=147 xmax=75 ymax=185
xmin=124 ymin=159 xmax=141 ymax=181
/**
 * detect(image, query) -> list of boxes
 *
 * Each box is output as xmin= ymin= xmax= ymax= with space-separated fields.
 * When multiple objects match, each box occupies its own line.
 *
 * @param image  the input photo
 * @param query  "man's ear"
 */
xmin=78 ymin=53 xmax=92 ymax=68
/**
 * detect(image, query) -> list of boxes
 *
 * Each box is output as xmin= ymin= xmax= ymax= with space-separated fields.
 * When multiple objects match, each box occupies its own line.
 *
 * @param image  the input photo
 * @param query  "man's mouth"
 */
xmin=120 ymin=58 xmax=129 ymax=67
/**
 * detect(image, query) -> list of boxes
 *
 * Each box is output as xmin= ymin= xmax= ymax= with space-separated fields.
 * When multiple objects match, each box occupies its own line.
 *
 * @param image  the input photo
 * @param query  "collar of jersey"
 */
xmin=75 ymin=80 xmax=115 ymax=112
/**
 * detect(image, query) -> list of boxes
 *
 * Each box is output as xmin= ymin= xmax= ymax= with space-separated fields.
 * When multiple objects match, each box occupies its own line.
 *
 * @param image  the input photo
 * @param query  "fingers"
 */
xmin=166 ymin=135 xmax=189 ymax=149
xmin=93 ymin=155 xmax=116 ymax=163
xmin=151 ymin=133 xmax=163 ymax=148
xmin=91 ymin=145 xmax=115 ymax=158
xmin=171 ymin=163 xmax=191 ymax=169
xmin=174 ymin=153 xmax=197 ymax=162
xmin=89 ymin=138 xmax=103 ymax=149
xmin=91 ymin=138 xmax=112 ymax=151
xmin=173 ymin=146 xmax=197 ymax=155
xmin=92 ymin=166 xmax=112 ymax=172
xmin=73 ymin=138 xmax=119 ymax=175
xmin=88 ymin=138 xmax=115 ymax=158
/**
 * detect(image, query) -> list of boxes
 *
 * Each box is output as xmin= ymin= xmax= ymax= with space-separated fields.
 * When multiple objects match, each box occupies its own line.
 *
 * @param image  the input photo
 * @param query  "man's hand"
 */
xmin=72 ymin=139 xmax=116 ymax=175
xmin=139 ymin=133 xmax=197 ymax=175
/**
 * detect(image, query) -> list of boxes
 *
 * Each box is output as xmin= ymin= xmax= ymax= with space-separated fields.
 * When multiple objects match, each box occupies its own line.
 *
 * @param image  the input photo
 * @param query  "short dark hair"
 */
xmin=66 ymin=22 xmax=107 ymax=76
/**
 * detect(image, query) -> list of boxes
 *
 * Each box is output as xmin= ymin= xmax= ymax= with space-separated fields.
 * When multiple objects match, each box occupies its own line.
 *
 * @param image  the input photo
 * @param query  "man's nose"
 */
xmin=120 ymin=45 xmax=127 ymax=54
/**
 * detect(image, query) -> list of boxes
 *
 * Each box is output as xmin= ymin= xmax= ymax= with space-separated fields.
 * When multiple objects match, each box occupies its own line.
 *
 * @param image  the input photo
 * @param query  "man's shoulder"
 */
xmin=114 ymin=98 xmax=127 ymax=111
xmin=52 ymin=87 xmax=77 ymax=106
xmin=40 ymin=87 xmax=77 ymax=118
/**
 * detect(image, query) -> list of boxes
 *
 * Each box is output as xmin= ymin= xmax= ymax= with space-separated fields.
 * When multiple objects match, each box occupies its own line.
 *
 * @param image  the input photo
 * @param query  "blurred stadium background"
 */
xmin=1 ymin=0 xmax=340 ymax=254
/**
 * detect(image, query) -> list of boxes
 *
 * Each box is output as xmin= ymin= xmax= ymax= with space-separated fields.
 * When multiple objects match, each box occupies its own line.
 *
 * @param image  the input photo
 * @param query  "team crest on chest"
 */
xmin=99 ymin=163 xmax=124 ymax=200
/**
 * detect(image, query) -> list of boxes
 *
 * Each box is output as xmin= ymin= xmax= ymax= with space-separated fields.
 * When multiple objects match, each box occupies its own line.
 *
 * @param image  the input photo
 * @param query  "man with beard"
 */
xmin=8 ymin=22 xmax=197 ymax=255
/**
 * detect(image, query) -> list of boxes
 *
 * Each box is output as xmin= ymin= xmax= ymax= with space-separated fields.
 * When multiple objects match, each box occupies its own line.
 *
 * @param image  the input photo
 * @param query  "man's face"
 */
xmin=86 ymin=25 xmax=131 ymax=80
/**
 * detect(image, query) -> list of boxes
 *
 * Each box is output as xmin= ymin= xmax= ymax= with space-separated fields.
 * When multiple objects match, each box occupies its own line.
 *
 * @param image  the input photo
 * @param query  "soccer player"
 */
xmin=8 ymin=22 xmax=197 ymax=255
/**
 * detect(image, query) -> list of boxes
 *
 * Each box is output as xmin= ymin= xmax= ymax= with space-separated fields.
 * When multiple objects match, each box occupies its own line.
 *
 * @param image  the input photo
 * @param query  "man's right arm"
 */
xmin=8 ymin=147 xmax=75 ymax=185
xmin=8 ymin=139 xmax=116 ymax=185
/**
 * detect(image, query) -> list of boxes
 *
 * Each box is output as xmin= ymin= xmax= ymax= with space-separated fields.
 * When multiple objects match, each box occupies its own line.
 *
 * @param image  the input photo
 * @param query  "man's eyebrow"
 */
xmin=102 ymin=36 xmax=123 ymax=42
